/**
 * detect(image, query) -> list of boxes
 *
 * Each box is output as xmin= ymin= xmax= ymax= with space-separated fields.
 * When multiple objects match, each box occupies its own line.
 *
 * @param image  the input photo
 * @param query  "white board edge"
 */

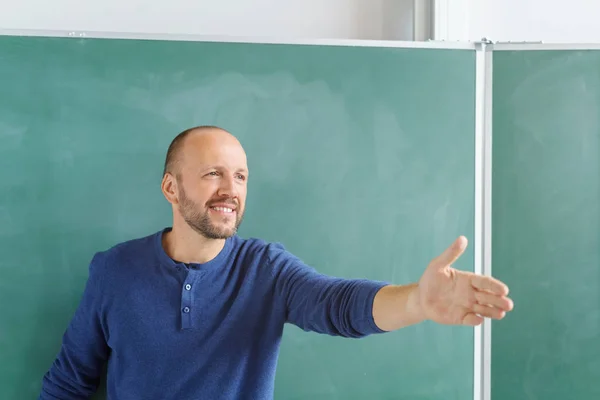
xmin=491 ymin=42 xmax=600 ymax=51
xmin=0 ymin=28 xmax=478 ymax=49
xmin=473 ymin=42 xmax=494 ymax=400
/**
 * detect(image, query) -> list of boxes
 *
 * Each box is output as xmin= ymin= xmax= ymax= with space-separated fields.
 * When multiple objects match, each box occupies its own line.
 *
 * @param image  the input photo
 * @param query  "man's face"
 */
xmin=174 ymin=132 xmax=248 ymax=239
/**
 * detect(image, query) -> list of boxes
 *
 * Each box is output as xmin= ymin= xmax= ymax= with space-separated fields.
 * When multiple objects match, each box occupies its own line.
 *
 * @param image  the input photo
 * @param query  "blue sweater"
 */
xmin=39 ymin=228 xmax=388 ymax=400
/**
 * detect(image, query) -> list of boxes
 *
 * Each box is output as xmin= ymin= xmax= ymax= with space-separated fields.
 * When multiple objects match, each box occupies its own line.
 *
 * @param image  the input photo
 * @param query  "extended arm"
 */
xmin=39 ymin=253 xmax=110 ymax=400
xmin=272 ymin=235 xmax=513 ymax=337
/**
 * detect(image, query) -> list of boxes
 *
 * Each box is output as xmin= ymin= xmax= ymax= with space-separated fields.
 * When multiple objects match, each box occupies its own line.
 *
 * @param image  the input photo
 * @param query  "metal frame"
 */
xmin=483 ymin=41 xmax=494 ymax=400
xmin=473 ymin=39 xmax=493 ymax=400
xmin=0 ymin=28 xmax=476 ymax=49
xmin=491 ymin=42 xmax=600 ymax=51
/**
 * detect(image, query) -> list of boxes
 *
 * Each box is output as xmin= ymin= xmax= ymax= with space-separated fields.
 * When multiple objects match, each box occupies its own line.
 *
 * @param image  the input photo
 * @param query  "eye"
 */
xmin=235 ymin=174 xmax=246 ymax=181
xmin=205 ymin=171 xmax=219 ymax=177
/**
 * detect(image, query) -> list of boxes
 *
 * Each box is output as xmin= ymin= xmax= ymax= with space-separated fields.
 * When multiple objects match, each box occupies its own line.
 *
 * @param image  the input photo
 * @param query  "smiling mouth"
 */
xmin=210 ymin=206 xmax=236 ymax=215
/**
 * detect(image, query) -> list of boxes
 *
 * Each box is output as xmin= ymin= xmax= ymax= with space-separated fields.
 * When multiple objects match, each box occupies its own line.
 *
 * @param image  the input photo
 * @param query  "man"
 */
xmin=39 ymin=126 xmax=513 ymax=399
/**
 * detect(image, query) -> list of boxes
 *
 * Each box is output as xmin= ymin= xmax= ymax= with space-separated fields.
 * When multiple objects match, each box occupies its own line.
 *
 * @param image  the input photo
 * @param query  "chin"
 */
xmin=208 ymin=231 xmax=236 ymax=240
xmin=211 ymin=224 xmax=237 ymax=238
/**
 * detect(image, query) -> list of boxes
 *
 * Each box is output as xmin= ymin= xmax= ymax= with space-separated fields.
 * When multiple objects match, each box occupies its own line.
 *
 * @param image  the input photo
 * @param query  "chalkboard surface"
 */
xmin=0 ymin=35 xmax=476 ymax=399
xmin=492 ymin=49 xmax=600 ymax=400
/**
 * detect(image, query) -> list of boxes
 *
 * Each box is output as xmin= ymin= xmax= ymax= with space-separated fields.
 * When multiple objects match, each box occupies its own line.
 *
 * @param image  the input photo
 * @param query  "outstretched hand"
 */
xmin=416 ymin=236 xmax=513 ymax=326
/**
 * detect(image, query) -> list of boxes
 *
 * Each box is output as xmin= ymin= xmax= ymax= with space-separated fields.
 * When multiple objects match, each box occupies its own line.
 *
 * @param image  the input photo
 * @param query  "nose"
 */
xmin=217 ymin=176 xmax=238 ymax=198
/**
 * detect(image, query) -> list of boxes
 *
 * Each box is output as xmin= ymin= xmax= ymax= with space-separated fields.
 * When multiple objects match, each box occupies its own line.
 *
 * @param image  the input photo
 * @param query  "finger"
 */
xmin=472 ymin=303 xmax=507 ymax=320
xmin=462 ymin=312 xmax=483 ymax=326
xmin=471 ymin=275 xmax=509 ymax=296
xmin=433 ymin=236 xmax=468 ymax=267
xmin=474 ymin=290 xmax=514 ymax=311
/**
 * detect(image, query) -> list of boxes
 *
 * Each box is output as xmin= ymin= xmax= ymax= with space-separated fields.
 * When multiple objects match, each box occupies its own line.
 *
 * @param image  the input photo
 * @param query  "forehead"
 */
xmin=181 ymin=132 xmax=248 ymax=171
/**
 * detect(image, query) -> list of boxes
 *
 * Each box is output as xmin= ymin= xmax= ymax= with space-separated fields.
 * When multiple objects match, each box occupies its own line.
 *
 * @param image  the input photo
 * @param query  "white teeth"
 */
xmin=212 ymin=207 xmax=233 ymax=213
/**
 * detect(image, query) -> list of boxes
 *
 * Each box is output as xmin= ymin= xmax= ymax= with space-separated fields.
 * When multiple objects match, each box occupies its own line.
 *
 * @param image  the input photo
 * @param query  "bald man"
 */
xmin=39 ymin=126 xmax=513 ymax=400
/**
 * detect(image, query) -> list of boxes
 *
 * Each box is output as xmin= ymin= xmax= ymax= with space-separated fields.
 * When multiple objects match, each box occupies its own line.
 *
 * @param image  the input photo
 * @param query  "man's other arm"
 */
xmin=39 ymin=252 xmax=110 ymax=400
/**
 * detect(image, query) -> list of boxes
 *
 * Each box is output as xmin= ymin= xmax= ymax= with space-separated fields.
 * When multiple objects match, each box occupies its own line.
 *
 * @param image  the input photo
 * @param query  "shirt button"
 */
xmin=185 ymin=284 xmax=191 ymax=290
xmin=183 ymin=307 xmax=190 ymax=313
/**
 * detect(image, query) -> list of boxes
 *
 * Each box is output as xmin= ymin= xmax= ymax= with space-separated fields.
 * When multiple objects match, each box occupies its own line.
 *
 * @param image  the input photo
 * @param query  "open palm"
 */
xmin=417 ymin=236 xmax=513 ymax=326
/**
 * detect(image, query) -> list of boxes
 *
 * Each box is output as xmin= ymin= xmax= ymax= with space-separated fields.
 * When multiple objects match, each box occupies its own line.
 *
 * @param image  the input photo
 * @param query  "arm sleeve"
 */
xmin=39 ymin=252 xmax=110 ymax=400
xmin=269 ymin=243 xmax=390 ymax=338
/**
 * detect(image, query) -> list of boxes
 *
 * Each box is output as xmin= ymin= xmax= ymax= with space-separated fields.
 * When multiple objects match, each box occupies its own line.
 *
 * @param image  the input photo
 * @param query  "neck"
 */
xmin=162 ymin=223 xmax=226 ymax=264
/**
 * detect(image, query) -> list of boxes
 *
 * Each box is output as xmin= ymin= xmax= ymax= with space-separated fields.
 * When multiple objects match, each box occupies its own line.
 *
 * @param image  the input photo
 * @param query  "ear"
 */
xmin=161 ymin=173 xmax=179 ymax=205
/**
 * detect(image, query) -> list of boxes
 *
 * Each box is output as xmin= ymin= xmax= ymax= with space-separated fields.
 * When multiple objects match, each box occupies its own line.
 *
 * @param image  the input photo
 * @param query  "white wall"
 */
xmin=445 ymin=0 xmax=600 ymax=43
xmin=4 ymin=0 xmax=600 ymax=44
xmin=0 ymin=0 xmax=416 ymax=41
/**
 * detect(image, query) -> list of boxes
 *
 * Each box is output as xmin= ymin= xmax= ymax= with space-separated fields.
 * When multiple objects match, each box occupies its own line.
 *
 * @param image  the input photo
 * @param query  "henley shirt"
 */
xmin=39 ymin=227 xmax=388 ymax=399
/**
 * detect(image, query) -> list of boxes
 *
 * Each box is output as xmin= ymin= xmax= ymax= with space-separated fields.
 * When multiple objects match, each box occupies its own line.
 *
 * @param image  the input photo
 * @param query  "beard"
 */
xmin=177 ymin=186 xmax=244 ymax=239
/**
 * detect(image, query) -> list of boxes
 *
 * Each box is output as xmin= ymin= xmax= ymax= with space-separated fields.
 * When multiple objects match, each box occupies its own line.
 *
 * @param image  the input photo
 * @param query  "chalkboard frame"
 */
xmin=0 ymin=27 xmax=478 ymax=49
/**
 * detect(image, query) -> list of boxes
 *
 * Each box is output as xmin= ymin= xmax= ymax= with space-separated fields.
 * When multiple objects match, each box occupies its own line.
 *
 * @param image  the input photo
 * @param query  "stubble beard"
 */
xmin=178 ymin=186 xmax=243 ymax=240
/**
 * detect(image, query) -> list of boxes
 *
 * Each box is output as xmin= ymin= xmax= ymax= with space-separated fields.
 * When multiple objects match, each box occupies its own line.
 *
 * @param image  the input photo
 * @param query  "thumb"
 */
xmin=432 ymin=236 xmax=468 ymax=269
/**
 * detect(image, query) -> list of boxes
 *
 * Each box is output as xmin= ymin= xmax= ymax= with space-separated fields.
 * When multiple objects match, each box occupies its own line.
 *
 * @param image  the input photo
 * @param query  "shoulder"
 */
xmin=95 ymin=231 xmax=156 ymax=262
xmin=232 ymin=236 xmax=296 ymax=263
xmin=87 ymin=231 xmax=159 ymax=279
xmin=232 ymin=235 xmax=311 ymax=277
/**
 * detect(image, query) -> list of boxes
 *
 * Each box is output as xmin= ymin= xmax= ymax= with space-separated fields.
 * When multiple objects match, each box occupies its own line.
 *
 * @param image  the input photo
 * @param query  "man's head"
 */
xmin=161 ymin=126 xmax=248 ymax=239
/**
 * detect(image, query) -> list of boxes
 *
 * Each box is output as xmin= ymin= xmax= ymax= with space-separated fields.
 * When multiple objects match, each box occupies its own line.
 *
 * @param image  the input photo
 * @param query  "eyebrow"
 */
xmin=199 ymin=166 xmax=249 ymax=174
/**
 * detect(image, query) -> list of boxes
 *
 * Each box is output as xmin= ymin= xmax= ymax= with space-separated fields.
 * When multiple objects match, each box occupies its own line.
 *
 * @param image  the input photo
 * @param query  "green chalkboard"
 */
xmin=491 ymin=50 xmax=600 ymax=399
xmin=0 ymin=35 xmax=476 ymax=399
